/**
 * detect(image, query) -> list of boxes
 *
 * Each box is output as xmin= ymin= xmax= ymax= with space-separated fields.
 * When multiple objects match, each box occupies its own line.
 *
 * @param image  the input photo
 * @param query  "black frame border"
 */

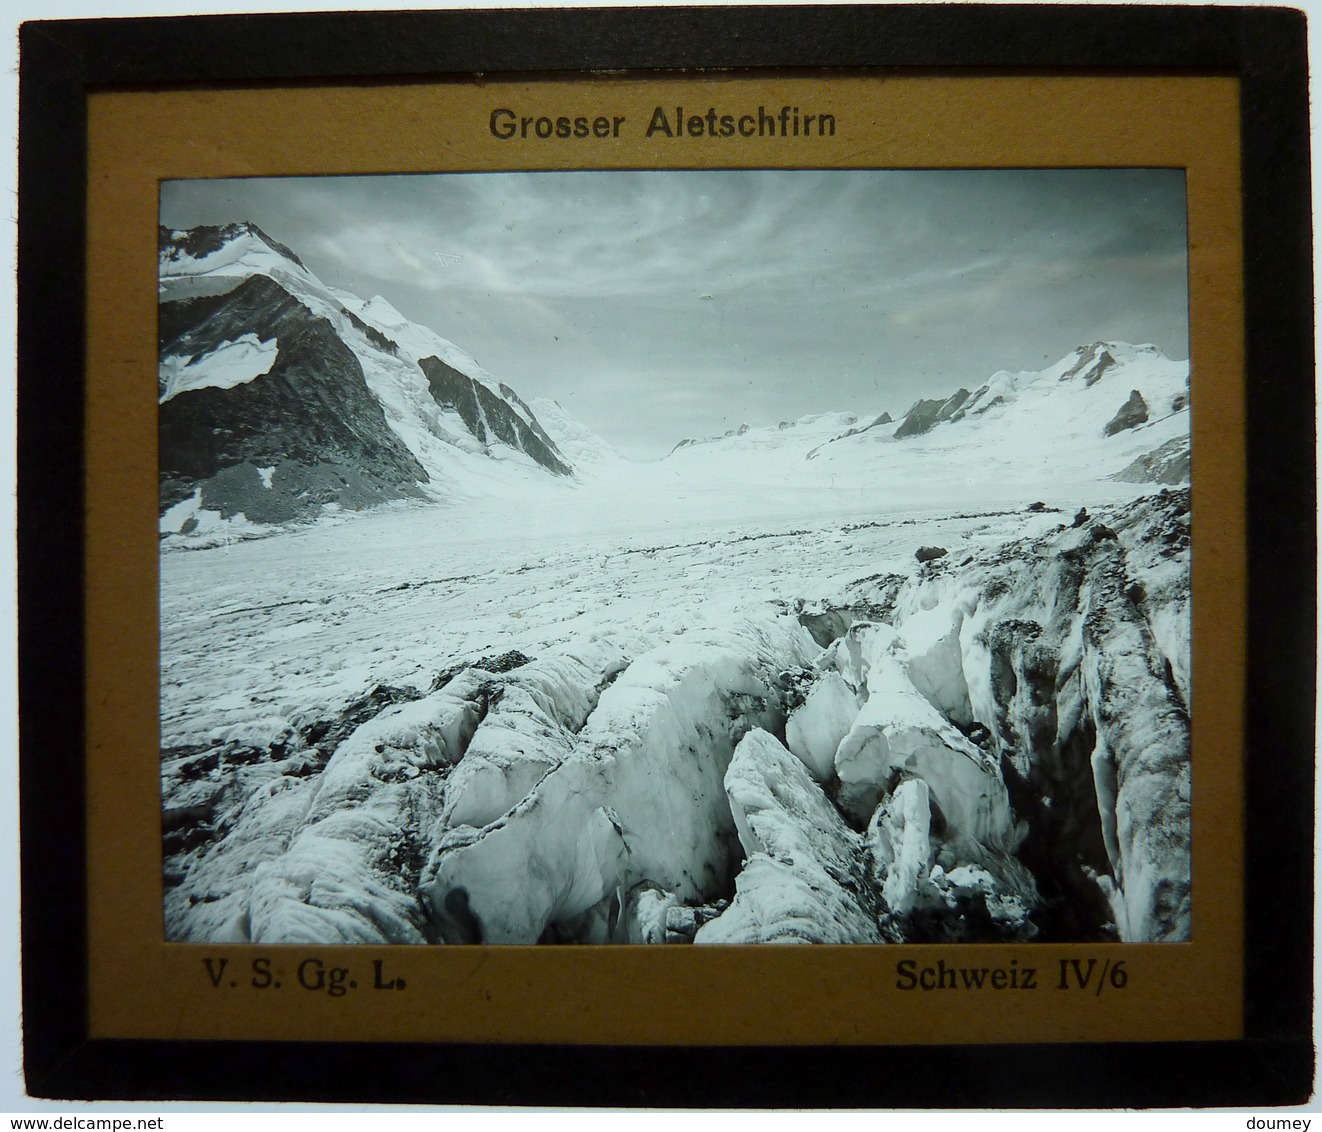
xmin=16 ymin=3 xmax=1316 ymax=1107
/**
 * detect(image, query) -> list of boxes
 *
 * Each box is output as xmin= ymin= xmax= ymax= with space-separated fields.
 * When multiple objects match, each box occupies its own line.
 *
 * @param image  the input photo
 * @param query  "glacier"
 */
xmin=162 ymin=473 xmax=1192 ymax=945
xmin=158 ymin=225 xmax=1193 ymax=946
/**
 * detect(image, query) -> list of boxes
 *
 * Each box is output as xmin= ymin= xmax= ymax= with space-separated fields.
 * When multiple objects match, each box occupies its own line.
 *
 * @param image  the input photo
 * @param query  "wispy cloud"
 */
xmin=161 ymin=169 xmax=1188 ymax=459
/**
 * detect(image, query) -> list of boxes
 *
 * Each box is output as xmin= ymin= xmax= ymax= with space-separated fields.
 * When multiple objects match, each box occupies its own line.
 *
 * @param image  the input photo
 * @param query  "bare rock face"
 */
xmin=1113 ymin=437 xmax=1191 ymax=484
xmin=158 ymin=222 xmax=573 ymax=535
xmin=1061 ymin=342 xmax=1117 ymax=387
xmin=160 ymin=275 xmax=430 ymax=521
xmin=1103 ymin=389 xmax=1150 ymax=436
xmin=419 ymin=355 xmax=572 ymax=476
xmin=895 ymin=388 xmax=972 ymax=438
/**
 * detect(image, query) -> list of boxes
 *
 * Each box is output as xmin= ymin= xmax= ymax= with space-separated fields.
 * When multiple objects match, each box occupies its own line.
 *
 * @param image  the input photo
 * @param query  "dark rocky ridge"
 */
xmin=419 ymin=355 xmax=571 ymax=476
xmin=1104 ymin=389 xmax=1150 ymax=436
xmin=1060 ymin=343 xmax=1117 ymax=386
xmin=160 ymin=221 xmax=305 ymax=270
xmin=159 ymin=274 xmax=429 ymax=521
xmin=894 ymin=388 xmax=971 ymax=438
xmin=838 ymin=411 xmax=894 ymax=439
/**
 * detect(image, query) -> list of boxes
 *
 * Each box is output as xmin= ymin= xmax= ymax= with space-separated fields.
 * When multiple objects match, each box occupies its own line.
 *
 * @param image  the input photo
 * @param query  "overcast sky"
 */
xmin=161 ymin=169 xmax=1188 ymax=460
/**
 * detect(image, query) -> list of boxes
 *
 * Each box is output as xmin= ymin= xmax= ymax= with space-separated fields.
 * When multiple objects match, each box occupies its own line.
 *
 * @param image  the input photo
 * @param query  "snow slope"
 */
xmin=652 ymin=340 xmax=1189 ymax=513
xmin=158 ymin=223 xmax=574 ymax=538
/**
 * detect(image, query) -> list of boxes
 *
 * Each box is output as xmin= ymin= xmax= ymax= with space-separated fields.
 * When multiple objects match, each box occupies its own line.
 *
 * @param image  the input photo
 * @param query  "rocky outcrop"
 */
xmin=895 ymin=388 xmax=971 ymax=438
xmin=1104 ymin=389 xmax=1150 ymax=436
xmin=1061 ymin=343 xmax=1117 ymax=387
xmin=837 ymin=412 xmax=894 ymax=440
xmin=419 ymin=356 xmax=571 ymax=476
xmin=159 ymin=275 xmax=429 ymax=521
xmin=1113 ymin=437 xmax=1190 ymax=484
xmin=158 ymin=222 xmax=576 ymax=537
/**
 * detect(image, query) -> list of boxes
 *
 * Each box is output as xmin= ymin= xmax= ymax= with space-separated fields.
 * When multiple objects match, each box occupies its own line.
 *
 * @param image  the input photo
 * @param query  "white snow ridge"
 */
xmin=160 ymin=227 xmax=1192 ymax=946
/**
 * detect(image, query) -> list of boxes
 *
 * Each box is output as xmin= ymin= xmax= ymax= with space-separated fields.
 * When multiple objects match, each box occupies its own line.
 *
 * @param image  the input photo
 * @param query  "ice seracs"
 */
xmin=421 ymin=618 xmax=817 ymax=944
xmin=694 ymin=728 xmax=883 ymax=945
xmin=814 ymin=488 xmax=1192 ymax=941
xmin=165 ymin=489 xmax=1189 ymax=945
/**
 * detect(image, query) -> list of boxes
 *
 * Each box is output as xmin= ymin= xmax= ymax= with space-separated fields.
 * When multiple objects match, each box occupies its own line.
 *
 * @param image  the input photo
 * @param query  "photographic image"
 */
xmin=158 ymin=169 xmax=1192 ymax=947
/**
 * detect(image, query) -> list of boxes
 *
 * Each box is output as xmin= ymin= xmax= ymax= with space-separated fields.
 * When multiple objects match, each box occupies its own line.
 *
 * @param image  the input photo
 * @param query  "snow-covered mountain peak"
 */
xmin=159 ymin=221 xmax=305 ymax=273
xmin=360 ymin=294 xmax=408 ymax=325
xmin=877 ymin=340 xmax=1187 ymax=439
xmin=640 ymin=340 xmax=1192 ymax=502
xmin=160 ymin=222 xmax=497 ymax=393
xmin=1046 ymin=339 xmax=1169 ymax=388
xmin=158 ymin=222 xmax=323 ymax=311
xmin=1060 ymin=339 xmax=1165 ymax=372
xmin=667 ymin=411 xmax=866 ymax=459
xmin=158 ymin=223 xmax=575 ymax=538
